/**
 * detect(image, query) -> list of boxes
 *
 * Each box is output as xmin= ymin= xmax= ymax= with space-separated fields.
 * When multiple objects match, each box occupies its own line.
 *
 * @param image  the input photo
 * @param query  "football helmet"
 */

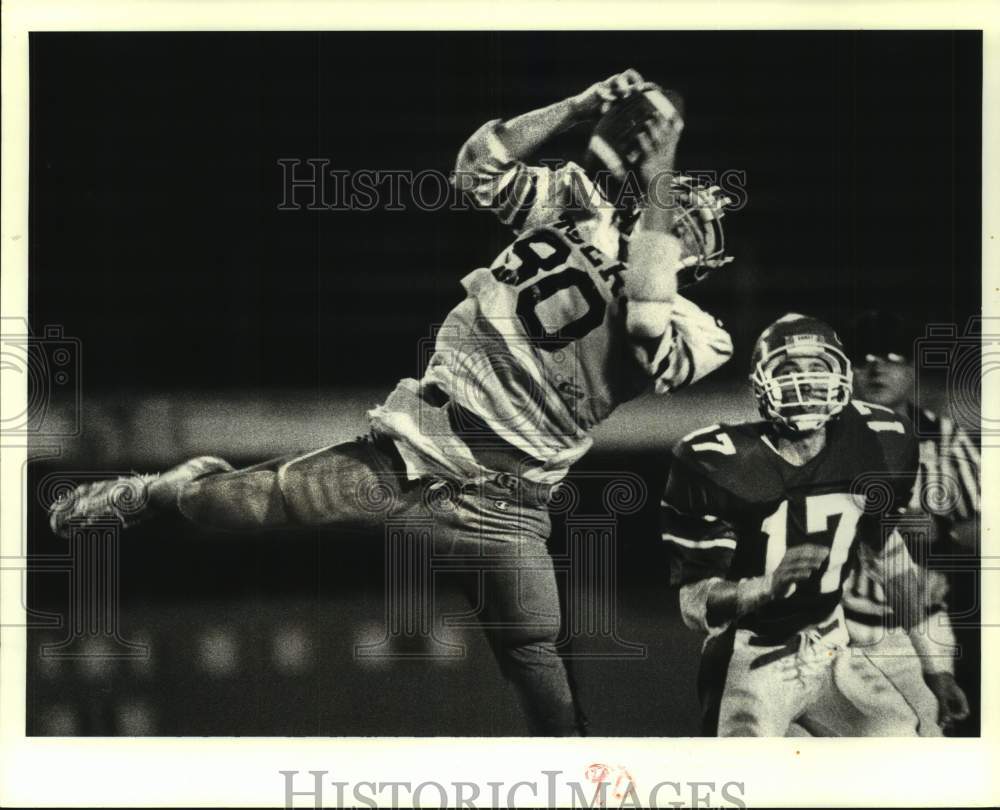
xmin=617 ymin=175 xmax=734 ymax=287
xmin=751 ymin=313 xmax=853 ymax=433
xmin=668 ymin=175 xmax=733 ymax=287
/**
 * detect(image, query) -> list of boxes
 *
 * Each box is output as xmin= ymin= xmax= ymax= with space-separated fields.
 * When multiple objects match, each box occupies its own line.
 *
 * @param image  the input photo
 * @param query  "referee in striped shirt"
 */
xmin=846 ymin=310 xmax=980 ymax=734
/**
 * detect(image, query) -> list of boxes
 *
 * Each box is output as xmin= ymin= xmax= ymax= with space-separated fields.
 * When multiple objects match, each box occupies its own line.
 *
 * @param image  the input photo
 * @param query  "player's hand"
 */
xmin=770 ymin=543 xmax=830 ymax=599
xmin=569 ymin=69 xmax=655 ymax=120
xmin=923 ymin=671 xmax=970 ymax=733
xmin=636 ymin=112 xmax=683 ymax=189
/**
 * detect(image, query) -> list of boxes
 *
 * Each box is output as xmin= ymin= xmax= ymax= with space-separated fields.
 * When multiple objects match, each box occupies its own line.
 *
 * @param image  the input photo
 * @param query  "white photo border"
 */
xmin=2 ymin=1 xmax=998 ymax=806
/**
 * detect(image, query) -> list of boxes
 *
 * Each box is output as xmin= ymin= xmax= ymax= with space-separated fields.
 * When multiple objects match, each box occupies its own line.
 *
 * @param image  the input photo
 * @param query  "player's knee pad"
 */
xmin=275 ymin=458 xmax=330 ymax=525
xmin=276 ymin=446 xmax=389 ymax=527
xmin=178 ymin=471 xmax=287 ymax=530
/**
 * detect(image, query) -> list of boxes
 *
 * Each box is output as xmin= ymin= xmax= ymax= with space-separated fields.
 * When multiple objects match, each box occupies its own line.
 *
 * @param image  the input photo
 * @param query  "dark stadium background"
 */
xmin=26 ymin=31 xmax=981 ymax=736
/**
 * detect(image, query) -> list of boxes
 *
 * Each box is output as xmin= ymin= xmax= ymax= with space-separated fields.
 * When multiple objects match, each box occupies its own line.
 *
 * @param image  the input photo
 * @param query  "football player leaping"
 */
xmin=661 ymin=313 xmax=957 ymax=736
xmin=52 ymin=70 xmax=735 ymax=736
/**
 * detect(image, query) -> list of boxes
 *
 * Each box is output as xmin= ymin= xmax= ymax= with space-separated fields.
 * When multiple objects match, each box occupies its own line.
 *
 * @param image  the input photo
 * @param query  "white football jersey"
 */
xmin=369 ymin=120 xmax=733 ymax=485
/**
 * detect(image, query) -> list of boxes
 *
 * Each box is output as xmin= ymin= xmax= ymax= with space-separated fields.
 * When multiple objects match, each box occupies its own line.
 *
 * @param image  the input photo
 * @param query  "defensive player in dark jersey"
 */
xmin=661 ymin=313 xmax=942 ymax=736
xmin=50 ymin=70 xmax=734 ymax=735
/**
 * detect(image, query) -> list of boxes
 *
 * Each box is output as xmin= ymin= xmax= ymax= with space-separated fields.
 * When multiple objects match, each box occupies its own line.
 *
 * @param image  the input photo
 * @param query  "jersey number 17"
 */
xmin=760 ymin=494 xmax=863 ymax=595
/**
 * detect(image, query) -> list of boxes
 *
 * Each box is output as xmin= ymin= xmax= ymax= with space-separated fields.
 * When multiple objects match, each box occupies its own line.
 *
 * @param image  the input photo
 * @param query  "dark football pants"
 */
xmin=175 ymin=433 xmax=582 ymax=736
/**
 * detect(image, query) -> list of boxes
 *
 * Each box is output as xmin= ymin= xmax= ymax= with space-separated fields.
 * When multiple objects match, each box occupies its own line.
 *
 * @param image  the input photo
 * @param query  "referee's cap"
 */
xmin=847 ymin=310 xmax=914 ymax=364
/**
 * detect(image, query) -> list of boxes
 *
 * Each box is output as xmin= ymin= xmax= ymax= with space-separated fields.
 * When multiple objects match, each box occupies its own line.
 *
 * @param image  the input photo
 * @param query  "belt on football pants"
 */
xmin=417 ymin=383 xmax=555 ymax=499
xmin=747 ymin=618 xmax=841 ymax=671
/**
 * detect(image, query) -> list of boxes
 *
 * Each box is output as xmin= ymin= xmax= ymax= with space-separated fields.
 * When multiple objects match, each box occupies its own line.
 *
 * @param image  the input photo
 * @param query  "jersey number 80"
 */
xmin=493 ymin=229 xmax=608 ymax=351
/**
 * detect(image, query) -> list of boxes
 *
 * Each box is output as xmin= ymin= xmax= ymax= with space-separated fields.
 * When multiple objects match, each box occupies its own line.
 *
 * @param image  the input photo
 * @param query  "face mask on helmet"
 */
xmin=751 ymin=327 xmax=853 ymax=434
xmin=668 ymin=176 xmax=731 ymax=276
xmin=626 ymin=176 xmax=734 ymax=288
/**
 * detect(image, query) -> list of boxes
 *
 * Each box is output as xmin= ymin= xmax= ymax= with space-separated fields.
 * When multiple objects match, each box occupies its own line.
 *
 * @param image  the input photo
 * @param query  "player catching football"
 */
xmin=52 ymin=70 xmax=735 ymax=735
xmin=661 ymin=313 xmax=962 ymax=736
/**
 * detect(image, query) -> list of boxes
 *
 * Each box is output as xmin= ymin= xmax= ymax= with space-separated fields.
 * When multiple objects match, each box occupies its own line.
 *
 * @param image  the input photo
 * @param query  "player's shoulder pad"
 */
xmin=844 ymin=400 xmax=918 ymax=472
xmin=671 ymin=421 xmax=764 ymax=476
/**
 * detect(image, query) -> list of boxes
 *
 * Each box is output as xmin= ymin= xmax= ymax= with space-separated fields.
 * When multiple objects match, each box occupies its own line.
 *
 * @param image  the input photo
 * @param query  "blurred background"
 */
xmin=25 ymin=31 xmax=980 ymax=735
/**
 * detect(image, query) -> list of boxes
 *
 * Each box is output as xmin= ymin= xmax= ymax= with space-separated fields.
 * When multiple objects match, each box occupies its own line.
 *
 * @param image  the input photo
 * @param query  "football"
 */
xmin=585 ymin=87 xmax=685 ymax=181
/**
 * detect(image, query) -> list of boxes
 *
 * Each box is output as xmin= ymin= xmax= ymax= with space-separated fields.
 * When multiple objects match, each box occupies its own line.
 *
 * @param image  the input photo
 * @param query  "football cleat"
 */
xmin=49 ymin=455 xmax=233 ymax=538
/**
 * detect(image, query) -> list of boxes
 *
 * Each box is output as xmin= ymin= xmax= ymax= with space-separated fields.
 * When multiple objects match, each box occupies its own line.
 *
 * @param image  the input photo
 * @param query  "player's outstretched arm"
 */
xmin=494 ymin=69 xmax=651 ymax=160
xmin=453 ymin=70 xmax=650 ymax=230
xmin=454 ymin=70 xmax=649 ymax=177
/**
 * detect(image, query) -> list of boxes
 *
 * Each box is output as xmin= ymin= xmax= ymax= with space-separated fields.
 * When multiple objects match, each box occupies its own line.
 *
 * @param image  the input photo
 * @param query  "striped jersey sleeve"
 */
xmin=939 ymin=417 xmax=980 ymax=520
xmin=661 ymin=446 xmax=737 ymax=586
xmin=453 ymin=119 xmax=605 ymax=233
xmin=647 ymin=297 xmax=734 ymax=396
xmin=912 ymin=408 xmax=981 ymax=522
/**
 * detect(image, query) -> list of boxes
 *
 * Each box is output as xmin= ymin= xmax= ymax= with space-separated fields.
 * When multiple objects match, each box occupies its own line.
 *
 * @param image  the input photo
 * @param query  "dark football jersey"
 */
xmin=661 ymin=400 xmax=919 ymax=640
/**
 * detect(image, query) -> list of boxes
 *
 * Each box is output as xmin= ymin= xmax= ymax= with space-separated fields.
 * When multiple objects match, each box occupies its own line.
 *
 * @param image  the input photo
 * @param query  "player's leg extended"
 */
xmin=178 ymin=435 xmax=409 ymax=531
xmin=51 ymin=435 xmax=400 ymax=535
xmin=450 ymin=488 xmax=581 ymax=736
xmin=161 ymin=452 xmax=295 ymax=530
xmin=50 ymin=454 xmax=239 ymax=537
